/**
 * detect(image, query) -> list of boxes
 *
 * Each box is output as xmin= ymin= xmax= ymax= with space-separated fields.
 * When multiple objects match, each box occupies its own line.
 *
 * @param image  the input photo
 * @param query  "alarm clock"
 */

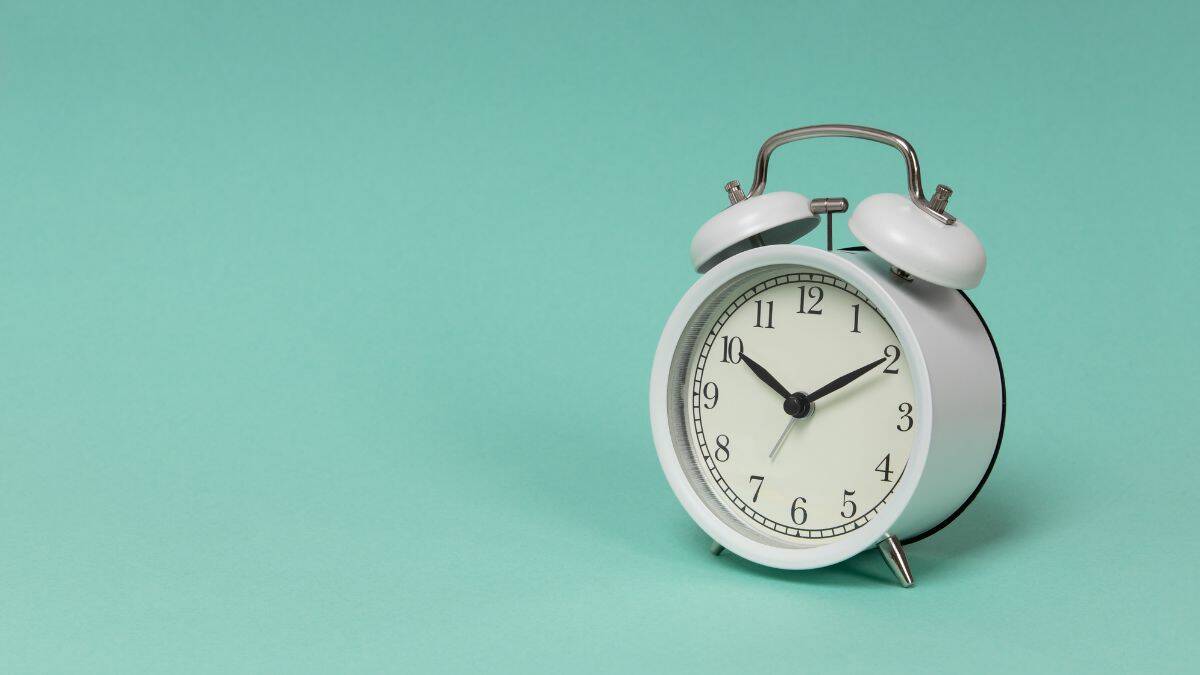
xmin=648 ymin=124 xmax=1004 ymax=587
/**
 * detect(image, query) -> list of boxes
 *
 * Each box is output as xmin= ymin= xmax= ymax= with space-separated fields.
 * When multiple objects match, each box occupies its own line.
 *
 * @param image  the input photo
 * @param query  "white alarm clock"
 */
xmin=649 ymin=125 xmax=1004 ymax=587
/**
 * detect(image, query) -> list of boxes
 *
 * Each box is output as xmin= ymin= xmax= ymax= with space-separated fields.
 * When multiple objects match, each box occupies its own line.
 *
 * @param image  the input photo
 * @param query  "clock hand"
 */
xmin=806 ymin=357 xmax=888 ymax=403
xmin=739 ymin=353 xmax=792 ymax=400
xmin=767 ymin=357 xmax=884 ymax=460
xmin=768 ymin=415 xmax=800 ymax=461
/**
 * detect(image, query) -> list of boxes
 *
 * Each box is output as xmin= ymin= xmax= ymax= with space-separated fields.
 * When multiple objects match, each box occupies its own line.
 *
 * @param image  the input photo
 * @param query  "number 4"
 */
xmin=876 ymin=454 xmax=894 ymax=482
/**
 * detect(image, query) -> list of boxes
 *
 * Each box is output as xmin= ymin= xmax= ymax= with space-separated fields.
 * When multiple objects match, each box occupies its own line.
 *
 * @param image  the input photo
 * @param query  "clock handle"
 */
xmin=746 ymin=124 xmax=956 ymax=226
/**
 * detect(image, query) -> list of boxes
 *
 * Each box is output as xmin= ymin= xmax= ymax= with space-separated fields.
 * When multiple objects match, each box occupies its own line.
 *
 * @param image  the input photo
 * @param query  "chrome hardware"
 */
xmin=746 ymin=124 xmax=957 ymax=225
xmin=809 ymin=197 xmax=848 ymax=215
xmin=724 ymin=180 xmax=747 ymax=205
xmin=810 ymin=197 xmax=849 ymax=251
xmin=878 ymin=534 xmax=915 ymax=588
xmin=929 ymin=184 xmax=953 ymax=214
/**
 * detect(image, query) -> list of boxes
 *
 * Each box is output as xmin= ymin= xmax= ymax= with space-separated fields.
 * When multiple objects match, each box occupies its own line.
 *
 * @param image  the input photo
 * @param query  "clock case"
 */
xmin=649 ymin=125 xmax=1005 ymax=586
xmin=840 ymin=246 xmax=1004 ymax=549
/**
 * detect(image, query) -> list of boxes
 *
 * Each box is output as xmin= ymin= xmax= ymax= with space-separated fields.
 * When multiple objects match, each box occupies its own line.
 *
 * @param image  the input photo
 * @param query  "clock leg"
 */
xmin=878 ymin=534 xmax=915 ymax=588
xmin=709 ymin=540 xmax=725 ymax=556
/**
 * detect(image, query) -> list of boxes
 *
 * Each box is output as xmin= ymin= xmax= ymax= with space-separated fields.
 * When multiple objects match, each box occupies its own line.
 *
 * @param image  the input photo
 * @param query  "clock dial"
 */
xmin=685 ymin=266 xmax=916 ymax=543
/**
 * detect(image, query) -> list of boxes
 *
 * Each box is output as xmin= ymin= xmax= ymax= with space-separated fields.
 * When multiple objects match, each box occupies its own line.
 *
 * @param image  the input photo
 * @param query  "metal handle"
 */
xmin=746 ymin=124 xmax=956 ymax=225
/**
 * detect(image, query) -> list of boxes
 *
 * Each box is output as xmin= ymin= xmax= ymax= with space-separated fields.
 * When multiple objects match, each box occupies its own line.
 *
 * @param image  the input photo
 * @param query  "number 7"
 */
xmin=749 ymin=475 xmax=764 ymax=502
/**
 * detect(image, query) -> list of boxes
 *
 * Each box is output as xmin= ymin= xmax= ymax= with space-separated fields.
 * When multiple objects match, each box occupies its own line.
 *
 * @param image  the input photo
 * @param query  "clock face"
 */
xmin=683 ymin=265 xmax=916 ymax=544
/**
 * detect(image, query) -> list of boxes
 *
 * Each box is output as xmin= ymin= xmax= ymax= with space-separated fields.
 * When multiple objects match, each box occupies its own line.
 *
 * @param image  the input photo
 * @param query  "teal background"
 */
xmin=1 ymin=1 xmax=1197 ymax=671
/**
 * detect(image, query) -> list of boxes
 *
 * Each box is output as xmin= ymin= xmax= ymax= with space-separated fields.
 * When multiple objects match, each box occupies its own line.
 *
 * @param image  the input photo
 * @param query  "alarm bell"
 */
xmin=693 ymin=124 xmax=988 ymax=289
xmin=690 ymin=184 xmax=818 ymax=273
xmin=849 ymin=191 xmax=986 ymax=290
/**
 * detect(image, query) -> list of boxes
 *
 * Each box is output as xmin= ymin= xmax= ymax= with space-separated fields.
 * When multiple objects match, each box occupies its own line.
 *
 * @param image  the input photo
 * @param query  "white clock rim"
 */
xmin=649 ymin=245 xmax=935 ymax=570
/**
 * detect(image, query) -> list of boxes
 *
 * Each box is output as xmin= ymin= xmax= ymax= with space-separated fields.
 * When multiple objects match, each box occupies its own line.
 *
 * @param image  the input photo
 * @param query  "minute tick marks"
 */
xmin=689 ymin=269 xmax=915 ymax=541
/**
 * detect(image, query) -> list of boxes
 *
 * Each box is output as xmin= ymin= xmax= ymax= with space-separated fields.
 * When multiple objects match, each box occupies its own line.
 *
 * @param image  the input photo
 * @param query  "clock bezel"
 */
xmin=650 ymin=245 xmax=935 ymax=569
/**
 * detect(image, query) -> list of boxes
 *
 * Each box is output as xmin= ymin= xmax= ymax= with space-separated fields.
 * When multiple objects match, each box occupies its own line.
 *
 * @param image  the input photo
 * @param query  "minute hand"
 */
xmin=807 ymin=357 xmax=887 ymax=403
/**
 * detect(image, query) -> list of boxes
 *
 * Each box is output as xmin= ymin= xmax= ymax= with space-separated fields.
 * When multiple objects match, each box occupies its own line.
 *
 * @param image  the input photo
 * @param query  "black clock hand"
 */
xmin=806 ymin=357 xmax=887 ymax=403
xmin=739 ymin=353 xmax=792 ymax=400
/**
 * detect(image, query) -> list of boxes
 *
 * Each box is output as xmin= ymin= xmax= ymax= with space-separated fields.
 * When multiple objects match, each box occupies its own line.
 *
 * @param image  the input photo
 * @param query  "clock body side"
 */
xmin=837 ymin=248 xmax=1004 ymax=543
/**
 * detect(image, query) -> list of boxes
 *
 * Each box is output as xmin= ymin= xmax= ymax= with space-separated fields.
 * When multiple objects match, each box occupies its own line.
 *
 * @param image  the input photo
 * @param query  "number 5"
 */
xmin=841 ymin=490 xmax=857 ymax=519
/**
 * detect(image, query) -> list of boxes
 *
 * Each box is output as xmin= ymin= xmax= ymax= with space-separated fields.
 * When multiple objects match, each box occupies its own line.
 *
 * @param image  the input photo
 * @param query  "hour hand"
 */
xmin=739 ymin=353 xmax=792 ymax=400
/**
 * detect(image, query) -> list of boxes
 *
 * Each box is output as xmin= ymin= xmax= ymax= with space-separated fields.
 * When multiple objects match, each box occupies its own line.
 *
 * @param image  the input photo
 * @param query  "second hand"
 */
xmin=769 ymin=416 xmax=800 ymax=461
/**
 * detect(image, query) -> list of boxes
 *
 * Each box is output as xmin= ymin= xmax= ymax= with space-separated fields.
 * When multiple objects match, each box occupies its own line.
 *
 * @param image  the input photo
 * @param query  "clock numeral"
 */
xmin=790 ymin=497 xmax=808 ymax=525
xmin=850 ymin=303 xmax=862 ymax=333
xmin=797 ymin=285 xmax=824 ymax=315
xmin=719 ymin=336 xmax=743 ymax=364
xmin=883 ymin=345 xmax=901 ymax=374
xmin=714 ymin=434 xmax=731 ymax=462
xmin=754 ymin=300 xmax=774 ymax=328
xmin=702 ymin=382 xmax=719 ymax=409
xmin=749 ymin=475 xmax=765 ymax=502
xmin=841 ymin=490 xmax=858 ymax=519
xmin=897 ymin=402 xmax=913 ymax=431
xmin=876 ymin=454 xmax=894 ymax=482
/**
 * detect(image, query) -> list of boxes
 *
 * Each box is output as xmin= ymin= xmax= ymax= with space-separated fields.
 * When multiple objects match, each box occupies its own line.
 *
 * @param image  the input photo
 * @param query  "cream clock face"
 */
xmin=684 ymin=266 xmax=916 ymax=544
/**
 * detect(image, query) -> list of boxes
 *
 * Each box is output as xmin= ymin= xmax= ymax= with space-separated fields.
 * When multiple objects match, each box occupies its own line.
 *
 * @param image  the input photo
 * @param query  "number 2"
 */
xmin=883 ymin=345 xmax=901 ymax=374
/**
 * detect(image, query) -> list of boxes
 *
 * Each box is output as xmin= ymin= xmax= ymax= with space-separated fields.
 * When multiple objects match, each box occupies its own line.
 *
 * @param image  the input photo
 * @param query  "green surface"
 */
xmin=1 ymin=1 xmax=1197 ymax=672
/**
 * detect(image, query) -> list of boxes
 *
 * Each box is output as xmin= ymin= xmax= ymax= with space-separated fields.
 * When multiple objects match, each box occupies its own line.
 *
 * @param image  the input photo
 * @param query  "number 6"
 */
xmin=790 ymin=497 xmax=808 ymax=525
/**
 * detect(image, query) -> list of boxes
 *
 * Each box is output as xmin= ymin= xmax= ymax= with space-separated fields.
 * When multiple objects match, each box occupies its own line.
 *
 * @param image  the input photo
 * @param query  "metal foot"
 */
xmin=878 ymin=534 xmax=915 ymax=588
xmin=709 ymin=540 xmax=725 ymax=556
